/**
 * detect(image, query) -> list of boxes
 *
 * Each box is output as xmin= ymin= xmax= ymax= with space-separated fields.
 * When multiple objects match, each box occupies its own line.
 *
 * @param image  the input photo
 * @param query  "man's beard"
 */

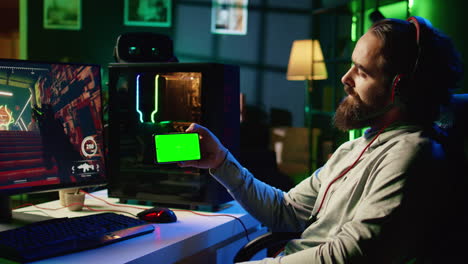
xmin=333 ymin=86 xmax=389 ymax=131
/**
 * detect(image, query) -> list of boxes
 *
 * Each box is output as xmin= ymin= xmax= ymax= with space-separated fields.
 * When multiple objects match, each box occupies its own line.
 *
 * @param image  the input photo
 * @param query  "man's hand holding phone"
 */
xmin=178 ymin=123 xmax=228 ymax=169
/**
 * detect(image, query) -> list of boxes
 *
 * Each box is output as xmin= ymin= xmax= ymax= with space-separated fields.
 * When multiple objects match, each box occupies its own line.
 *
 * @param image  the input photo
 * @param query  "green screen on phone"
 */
xmin=154 ymin=133 xmax=201 ymax=163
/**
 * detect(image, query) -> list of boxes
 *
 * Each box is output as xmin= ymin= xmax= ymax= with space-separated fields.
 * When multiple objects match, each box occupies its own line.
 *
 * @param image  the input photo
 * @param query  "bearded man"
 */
xmin=178 ymin=16 xmax=464 ymax=263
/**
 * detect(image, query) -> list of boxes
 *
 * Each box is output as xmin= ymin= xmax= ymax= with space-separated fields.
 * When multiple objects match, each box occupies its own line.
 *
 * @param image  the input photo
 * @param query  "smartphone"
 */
xmin=153 ymin=133 xmax=201 ymax=163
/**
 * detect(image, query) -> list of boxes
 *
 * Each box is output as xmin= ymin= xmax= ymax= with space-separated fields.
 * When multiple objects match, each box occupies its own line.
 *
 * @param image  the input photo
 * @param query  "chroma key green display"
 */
xmin=153 ymin=133 xmax=201 ymax=163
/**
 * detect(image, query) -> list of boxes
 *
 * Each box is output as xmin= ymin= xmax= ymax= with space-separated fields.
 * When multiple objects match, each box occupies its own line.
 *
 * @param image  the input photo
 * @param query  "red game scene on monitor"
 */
xmin=0 ymin=59 xmax=106 ymax=193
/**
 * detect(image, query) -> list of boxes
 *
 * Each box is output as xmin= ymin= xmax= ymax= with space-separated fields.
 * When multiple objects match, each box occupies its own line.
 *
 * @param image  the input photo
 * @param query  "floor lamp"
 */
xmin=286 ymin=39 xmax=327 ymax=175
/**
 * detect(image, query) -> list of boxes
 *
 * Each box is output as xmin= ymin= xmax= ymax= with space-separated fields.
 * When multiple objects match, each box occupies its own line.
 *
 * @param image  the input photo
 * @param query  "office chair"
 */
xmin=233 ymin=94 xmax=468 ymax=263
xmin=427 ymin=93 xmax=468 ymax=263
xmin=233 ymin=232 xmax=300 ymax=262
xmin=439 ymin=93 xmax=468 ymax=158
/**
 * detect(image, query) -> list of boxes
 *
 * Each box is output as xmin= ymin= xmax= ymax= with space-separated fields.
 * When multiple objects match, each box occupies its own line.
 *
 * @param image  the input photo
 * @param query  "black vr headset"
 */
xmin=113 ymin=32 xmax=178 ymax=63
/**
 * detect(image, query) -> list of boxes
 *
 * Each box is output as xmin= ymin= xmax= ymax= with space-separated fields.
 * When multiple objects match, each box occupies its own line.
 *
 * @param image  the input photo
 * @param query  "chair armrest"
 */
xmin=233 ymin=232 xmax=301 ymax=263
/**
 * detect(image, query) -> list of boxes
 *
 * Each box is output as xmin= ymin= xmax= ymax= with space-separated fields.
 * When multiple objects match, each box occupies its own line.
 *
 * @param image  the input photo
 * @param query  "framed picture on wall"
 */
xmin=124 ymin=0 xmax=172 ymax=27
xmin=43 ymin=0 xmax=82 ymax=30
xmin=211 ymin=0 xmax=248 ymax=35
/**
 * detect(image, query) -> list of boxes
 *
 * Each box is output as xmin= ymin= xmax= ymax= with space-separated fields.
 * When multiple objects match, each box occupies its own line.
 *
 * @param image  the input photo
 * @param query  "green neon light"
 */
xmin=408 ymin=0 xmax=414 ymax=10
xmin=351 ymin=16 xmax=357 ymax=42
xmin=150 ymin=75 xmax=160 ymax=123
xmin=348 ymin=127 xmax=369 ymax=141
xmin=19 ymin=0 xmax=27 ymax=59
xmin=136 ymin=74 xmax=144 ymax=123
xmin=349 ymin=130 xmax=356 ymax=141
xmin=364 ymin=2 xmax=408 ymax=30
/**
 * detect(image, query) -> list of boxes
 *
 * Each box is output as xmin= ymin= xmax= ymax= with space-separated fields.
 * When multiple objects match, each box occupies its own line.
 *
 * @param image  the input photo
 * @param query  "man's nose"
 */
xmin=341 ymin=69 xmax=354 ymax=88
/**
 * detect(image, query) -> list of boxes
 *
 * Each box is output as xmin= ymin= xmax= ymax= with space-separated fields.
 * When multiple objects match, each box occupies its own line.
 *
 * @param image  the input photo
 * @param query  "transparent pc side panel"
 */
xmin=112 ymin=71 xmax=211 ymax=206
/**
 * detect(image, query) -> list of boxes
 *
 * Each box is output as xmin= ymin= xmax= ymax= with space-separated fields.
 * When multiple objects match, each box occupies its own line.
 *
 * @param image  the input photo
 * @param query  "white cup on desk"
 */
xmin=59 ymin=188 xmax=85 ymax=211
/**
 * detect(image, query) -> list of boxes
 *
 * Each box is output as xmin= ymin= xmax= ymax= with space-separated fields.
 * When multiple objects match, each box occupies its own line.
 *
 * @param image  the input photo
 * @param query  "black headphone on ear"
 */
xmin=391 ymin=16 xmax=433 ymax=104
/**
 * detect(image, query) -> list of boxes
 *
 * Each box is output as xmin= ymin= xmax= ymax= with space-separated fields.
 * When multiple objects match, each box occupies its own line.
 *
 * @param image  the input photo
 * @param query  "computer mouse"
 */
xmin=137 ymin=207 xmax=177 ymax=223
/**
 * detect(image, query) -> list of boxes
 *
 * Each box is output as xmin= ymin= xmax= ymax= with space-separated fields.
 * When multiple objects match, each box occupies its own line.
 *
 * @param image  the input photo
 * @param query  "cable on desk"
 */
xmin=80 ymin=189 xmax=148 ymax=210
xmin=13 ymin=189 xmax=252 ymax=242
xmin=172 ymin=209 xmax=251 ymax=241
xmin=15 ymin=210 xmax=52 ymax=217
xmin=81 ymin=190 xmax=252 ymax=241
xmin=12 ymin=201 xmax=138 ymax=217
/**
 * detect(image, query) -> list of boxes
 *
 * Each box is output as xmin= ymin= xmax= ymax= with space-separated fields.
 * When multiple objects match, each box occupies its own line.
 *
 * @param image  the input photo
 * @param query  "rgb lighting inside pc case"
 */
xmin=107 ymin=62 xmax=239 ymax=210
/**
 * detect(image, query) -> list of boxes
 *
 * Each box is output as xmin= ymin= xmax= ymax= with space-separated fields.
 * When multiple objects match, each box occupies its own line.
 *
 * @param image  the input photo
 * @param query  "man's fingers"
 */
xmin=186 ymin=123 xmax=199 ymax=133
xmin=186 ymin=123 xmax=208 ymax=136
xmin=185 ymin=123 xmax=194 ymax=132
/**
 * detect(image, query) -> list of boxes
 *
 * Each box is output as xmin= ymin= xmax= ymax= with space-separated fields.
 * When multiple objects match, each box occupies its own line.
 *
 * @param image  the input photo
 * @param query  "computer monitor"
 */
xmin=0 ymin=59 xmax=106 ymax=221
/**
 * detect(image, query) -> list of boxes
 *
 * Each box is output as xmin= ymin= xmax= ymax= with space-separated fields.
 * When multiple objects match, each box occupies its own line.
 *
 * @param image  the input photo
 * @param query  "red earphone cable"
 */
xmin=391 ymin=74 xmax=403 ymax=103
xmin=314 ymin=122 xmax=391 ymax=216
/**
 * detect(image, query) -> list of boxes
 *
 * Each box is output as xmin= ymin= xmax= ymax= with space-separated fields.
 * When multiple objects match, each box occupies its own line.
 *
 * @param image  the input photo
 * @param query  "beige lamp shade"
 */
xmin=286 ymin=39 xmax=328 ymax=80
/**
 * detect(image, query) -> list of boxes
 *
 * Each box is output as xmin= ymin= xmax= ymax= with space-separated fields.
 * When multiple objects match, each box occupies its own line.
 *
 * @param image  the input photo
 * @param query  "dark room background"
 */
xmin=21 ymin=0 xmax=468 ymax=127
xmin=0 ymin=0 xmax=467 ymax=183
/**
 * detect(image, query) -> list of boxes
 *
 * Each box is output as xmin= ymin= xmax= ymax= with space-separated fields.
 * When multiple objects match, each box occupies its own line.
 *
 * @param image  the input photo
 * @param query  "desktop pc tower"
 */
xmin=107 ymin=62 xmax=239 ymax=210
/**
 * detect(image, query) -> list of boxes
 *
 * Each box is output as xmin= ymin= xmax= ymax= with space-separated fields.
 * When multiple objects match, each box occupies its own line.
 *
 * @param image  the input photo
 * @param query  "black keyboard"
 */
xmin=0 ymin=212 xmax=154 ymax=263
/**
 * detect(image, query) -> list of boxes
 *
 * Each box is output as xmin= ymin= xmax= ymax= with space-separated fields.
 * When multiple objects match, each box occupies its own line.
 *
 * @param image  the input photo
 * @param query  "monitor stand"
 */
xmin=0 ymin=195 xmax=53 ymax=228
xmin=0 ymin=195 xmax=12 ymax=222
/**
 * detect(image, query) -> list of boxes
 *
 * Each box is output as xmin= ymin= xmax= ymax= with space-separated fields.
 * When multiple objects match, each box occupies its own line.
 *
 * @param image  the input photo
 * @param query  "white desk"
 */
xmin=3 ymin=190 xmax=267 ymax=264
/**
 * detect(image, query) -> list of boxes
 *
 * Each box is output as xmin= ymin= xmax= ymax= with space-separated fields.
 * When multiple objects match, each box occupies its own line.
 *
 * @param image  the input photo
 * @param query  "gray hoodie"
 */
xmin=211 ymin=126 xmax=445 ymax=263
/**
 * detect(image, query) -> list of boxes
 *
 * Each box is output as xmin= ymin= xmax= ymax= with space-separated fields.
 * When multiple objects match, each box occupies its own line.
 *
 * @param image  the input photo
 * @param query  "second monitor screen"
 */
xmin=0 ymin=61 xmax=105 ymax=191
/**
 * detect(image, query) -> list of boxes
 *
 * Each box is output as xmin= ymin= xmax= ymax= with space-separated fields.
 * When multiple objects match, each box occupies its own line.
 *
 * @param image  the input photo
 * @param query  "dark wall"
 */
xmin=26 ymin=0 xmax=328 ymax=128
xmin=27 ymin=0 xmax=467 ymax=128
xmin=27 ymin=0 xmax=173 ymax=83
xmin=412 ymin=0 xmax=468 ymax=93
